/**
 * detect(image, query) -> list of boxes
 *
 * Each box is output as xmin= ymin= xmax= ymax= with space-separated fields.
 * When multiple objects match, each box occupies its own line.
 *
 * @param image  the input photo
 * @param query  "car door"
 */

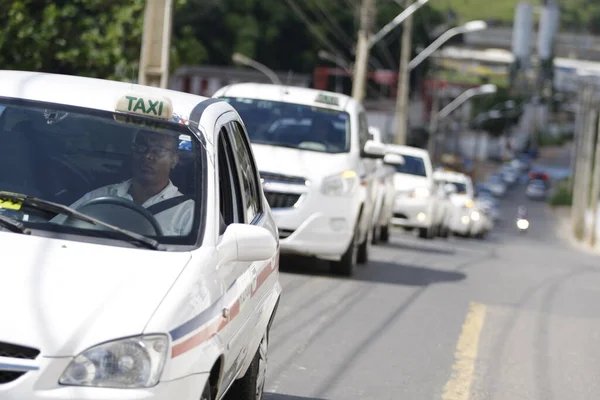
xmin=215 ymin=116 xmax=269 ymax=388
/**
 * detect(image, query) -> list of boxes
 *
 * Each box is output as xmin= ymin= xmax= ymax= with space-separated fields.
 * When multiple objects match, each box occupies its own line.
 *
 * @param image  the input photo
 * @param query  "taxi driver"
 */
xmin=56 ymin=130 xmax=194 ymax=236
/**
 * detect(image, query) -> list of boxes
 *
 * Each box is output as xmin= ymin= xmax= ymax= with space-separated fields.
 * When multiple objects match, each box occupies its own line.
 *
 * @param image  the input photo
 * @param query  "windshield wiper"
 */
xmin=0 ymin=192 xmax=160 ymax=250
xmin=0 ymin=213 xmax=30 ymax=234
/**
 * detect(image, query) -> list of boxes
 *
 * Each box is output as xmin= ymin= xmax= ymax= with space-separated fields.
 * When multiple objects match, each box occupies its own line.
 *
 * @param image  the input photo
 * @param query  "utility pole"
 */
xmin=589 ymin=113 xmax=600 ymax=247
xmin=351 ymin=0 xmax=377 ymax=101
xmin=393 ymin=0 xmax=414 ymax=145
xmin=572 ymin=87 xmax=596 ymax=241
xmin=138 ymin=0 xmax=175 ymax=88
xmin=427 ymin=64 xmax=441 ymax=160
xmin=569 ymin=85 xmax=584 ymax=191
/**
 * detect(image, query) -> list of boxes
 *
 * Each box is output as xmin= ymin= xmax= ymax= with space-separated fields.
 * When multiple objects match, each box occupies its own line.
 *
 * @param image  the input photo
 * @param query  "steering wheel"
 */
xmin=73 ymin=196 xmax=163 ymax=236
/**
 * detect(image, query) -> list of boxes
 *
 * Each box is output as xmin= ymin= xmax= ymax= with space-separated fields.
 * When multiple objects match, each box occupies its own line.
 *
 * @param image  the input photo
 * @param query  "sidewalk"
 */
xmin=552 ymin=205 xmax=600 ymax=256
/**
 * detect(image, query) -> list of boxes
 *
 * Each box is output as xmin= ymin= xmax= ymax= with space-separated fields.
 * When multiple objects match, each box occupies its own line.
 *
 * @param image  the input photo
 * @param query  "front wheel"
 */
xmin=330 ymin=224 xmax=358 ymax=276
xmin=201 ymin=380 xmax=212 ymax=400
xmin=357 ymin=224 xmax=371 ymax=264
xmin=225 ymin=333 xmax=268 ymax=400
xmin=380 ymin=224 xmax=390 ymax=242
xmin=418 ymin=227 xmax=433 ymax=239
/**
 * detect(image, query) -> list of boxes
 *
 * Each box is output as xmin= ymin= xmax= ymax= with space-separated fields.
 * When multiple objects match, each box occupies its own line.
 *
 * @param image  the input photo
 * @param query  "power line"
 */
xmin=307 ymin=0 xmax=355 ymax=48
xmin=282 ymin=0 xmax=346 ymax=62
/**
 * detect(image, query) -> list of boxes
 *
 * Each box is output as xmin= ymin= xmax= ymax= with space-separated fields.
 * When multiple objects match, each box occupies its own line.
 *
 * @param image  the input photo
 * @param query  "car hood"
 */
xmin=0 ymin=232 xmax=191 ymax=356
xmin=393 ymin=173 xmax=430 ymax=191
xmin=251 ymin=143 xmax=352 ymax=181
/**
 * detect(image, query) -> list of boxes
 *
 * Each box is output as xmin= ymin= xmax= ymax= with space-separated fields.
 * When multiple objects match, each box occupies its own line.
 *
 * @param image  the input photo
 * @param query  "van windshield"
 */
xmin=391 ymin=155 xmax=427 ymax=177
xmin=221 ymin=97 xmax=350 ymax=153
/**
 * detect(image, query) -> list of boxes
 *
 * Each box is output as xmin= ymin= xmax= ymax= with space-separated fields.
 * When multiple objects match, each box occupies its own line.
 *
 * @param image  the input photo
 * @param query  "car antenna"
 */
xmin=284 ymin=70 xmax=292 ymax=94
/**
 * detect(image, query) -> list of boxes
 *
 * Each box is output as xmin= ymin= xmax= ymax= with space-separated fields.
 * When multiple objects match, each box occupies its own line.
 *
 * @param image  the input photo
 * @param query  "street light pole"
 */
xmin=352 ymin=0 xmax=377 ymax=101
xmin=352 ymin=0 xmax=430 ymax=102
xmin=138 ymin=0 xmax=174 ymax=88
xmin=395 ymin=20 xmax=488 ymax=146
xmin=393 ymin=0 xmax=414 ymax=146
xmin=438 ymin=84 xmax=497 ymax=119
xmin=407 ymin=20 xmax=487 ymax=71
xmin=232 ymin=53 xmax=282 ymax=85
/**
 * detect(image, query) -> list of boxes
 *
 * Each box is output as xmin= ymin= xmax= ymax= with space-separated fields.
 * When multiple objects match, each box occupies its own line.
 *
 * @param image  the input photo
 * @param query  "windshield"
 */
xmin=0 ymin=98 xmax=203 ymax=246
xmin=392 ymin=155 xmax=427 ymax=177
xmin=221 ymin=97 xmax=350 ymax=153
xmin=439 ymin=180 xmax=468 ymax=194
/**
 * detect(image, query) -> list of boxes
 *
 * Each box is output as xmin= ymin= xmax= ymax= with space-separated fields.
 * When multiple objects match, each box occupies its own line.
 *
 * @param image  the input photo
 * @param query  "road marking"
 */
xmin=442 ymin=302 xmax=487 ymax=400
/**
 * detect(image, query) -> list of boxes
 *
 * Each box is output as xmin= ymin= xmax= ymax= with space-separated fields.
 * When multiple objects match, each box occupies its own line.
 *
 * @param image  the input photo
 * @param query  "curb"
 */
xmin=549 ymin=205 xmax=600 ymax=256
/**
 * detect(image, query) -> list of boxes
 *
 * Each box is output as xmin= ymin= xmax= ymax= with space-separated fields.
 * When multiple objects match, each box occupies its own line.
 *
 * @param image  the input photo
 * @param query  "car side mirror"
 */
xmin=362 ymin=139 xmax=385 ymax=159
xmin=368 ymin=126 xmax=382 ymax=143
xmin=217 ymin=223 xmax=277 ymax=264
xmin=383 ymin=153 xmax=405 ymax=165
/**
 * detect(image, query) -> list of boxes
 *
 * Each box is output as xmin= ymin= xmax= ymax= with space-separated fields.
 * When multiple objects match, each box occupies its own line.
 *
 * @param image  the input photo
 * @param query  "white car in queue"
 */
xmin=0 ymin=71 xmax=281 ymax=400
xmin=384 ymin=145 xmax=439 ymax=239
xmin=433 ymin=170 xmax=476 ymax=237
xmin=213 ymin=84 xmax=386 ymax=276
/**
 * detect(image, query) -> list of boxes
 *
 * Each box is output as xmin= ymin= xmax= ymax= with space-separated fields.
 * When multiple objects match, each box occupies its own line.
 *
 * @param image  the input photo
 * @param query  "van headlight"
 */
xmin=321 ymin=170 xmax=359 ymax=196
xmin=409 ymin=187 xmax=430 ymax=198
xmin=59 ymin=335 xmax=168 ymax=388
xmin=470 ymin=211 xmax=480 ymax=221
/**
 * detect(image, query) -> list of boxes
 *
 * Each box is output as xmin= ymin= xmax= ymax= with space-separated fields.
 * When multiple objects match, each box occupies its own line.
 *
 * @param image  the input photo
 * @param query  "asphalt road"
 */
xmin=263 ymin=158 xmax=600 ymax=400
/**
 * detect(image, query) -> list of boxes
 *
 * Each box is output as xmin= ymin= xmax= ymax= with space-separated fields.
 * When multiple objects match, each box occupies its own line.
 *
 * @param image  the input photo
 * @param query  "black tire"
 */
xmin=380 ymin=224 xmax=390 ymax=242
xmin=225 ymin=334 xmax=267 ymax=400
xmin=439 ymin=225 xmax=449 ymax=238
xmin=357 ymin=224 xmax=371 ymax=264
xmin=330 ymin=225 xmax=358 ymax=276
xmin=201 ymin=380 xmax=212 ymax=400
xmin=418 ymin=227 xmax=433 ymax=239
xmin=371 ymin=224 xmax=380 ymax=245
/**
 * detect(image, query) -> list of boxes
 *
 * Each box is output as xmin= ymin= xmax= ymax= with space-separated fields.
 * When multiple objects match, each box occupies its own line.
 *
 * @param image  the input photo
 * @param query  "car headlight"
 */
xmin=471 ymin=211 xmax=480 ymax=221
xmin=59 ymin=335 xmax=168 ymax=388
xmin=320 ymin=170 xmax=359 ymax=196
xmin=409 ymin=187 xmax=430 ymax=198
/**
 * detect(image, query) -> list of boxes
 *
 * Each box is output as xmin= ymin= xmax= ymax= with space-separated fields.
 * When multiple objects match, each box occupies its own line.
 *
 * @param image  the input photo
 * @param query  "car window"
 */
xmin=217 ymin=127 xmax=243 ymax=229
xmin=0 ymin=99 xmax=203 ymax=244
xmin=221 ymin=97 xmax=350 ymax=154
xmin=227 ymin=121 xmax=262 ymax=223
xmin=391 ymin=155 xmax=427 ymax=177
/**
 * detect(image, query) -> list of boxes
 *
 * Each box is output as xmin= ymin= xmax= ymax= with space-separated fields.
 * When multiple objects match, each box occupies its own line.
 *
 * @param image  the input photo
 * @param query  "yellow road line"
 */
xmin=442 ymin=302 xmax=487 ymax=400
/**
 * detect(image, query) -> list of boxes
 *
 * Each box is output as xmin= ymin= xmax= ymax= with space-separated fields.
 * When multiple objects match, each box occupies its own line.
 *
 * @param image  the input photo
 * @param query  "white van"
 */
xmin=385 ymin=145 xmax=439 ymax=239
xmin=213 ymin=84 xmax=385 ymax=276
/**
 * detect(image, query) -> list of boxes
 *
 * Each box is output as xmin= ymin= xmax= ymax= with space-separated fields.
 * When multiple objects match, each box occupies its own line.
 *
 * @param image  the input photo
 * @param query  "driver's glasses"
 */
xmin=132 ymin=143 xmax=172 ymax=158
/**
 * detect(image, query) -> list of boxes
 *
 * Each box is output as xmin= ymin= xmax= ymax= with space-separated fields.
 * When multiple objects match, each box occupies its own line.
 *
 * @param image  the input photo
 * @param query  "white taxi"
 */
xmin=0 ymin=70 xmax=281 ymax=400
xmin=433 ymin=170 xmax=475 ymax=236
xmin=213 ymin=84 xmax=385 ymax=276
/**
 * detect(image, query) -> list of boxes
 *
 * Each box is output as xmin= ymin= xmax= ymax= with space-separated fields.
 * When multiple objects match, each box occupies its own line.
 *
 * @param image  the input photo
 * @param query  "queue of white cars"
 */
xmin=212 ymin=84 xmax=496 ymax=264
xmin=0 ymin=73 xmax=495 ymax=400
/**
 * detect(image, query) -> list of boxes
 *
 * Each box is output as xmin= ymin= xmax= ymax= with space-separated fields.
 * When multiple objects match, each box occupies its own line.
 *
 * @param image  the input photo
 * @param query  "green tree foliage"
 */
xmin=0 ymin=0 xmax=446 ymax=81
xmin=0 ymin=0 xmax=145 ymax=79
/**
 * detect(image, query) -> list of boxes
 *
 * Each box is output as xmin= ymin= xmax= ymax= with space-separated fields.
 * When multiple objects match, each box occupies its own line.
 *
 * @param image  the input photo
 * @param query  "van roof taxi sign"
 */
xmin=314 ymin=93 xmax=340 ymax=106
xmin=115 ymin=93 xmax=174 ymax=120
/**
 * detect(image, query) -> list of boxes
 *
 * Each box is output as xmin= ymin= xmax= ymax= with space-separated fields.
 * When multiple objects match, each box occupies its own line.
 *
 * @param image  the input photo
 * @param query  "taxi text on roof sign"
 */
xmin=115 ymin=93 xmax=174 ymax=120
xmin=315 ymin=93 xmax=340 ymax=106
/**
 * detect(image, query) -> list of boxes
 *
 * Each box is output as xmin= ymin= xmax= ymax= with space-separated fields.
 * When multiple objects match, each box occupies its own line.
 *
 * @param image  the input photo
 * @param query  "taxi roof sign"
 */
xmin=315 ymin=93 xmax=340 ymax=106
xmin=115 ymin=93 xmax=174 ymax=120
